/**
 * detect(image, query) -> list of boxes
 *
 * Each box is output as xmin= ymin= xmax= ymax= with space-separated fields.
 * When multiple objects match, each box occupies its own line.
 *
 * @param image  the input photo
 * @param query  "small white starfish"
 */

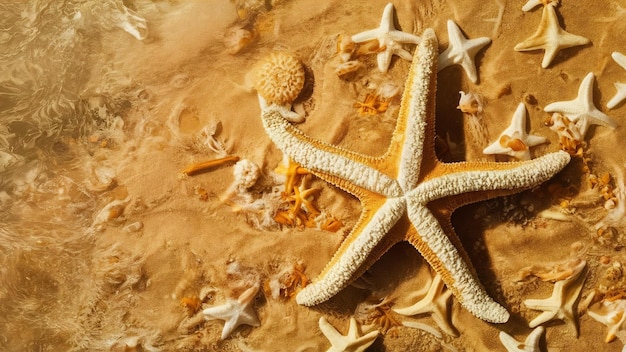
xmin=588 ymin=299 xmax=626 ymax=343
xmin=521 ymin=0 xmax=559 ymax=12
xmin=261 ymin=29 xmax=570 ymax=324
xmin=202 ymin=284 xmax=260 ymax=339
xmin=608 ymin=52 xmax=626 ymax=109
xmin=483 ymin=103 xmax=548 ymax=161
xmin=544 ymin=72 xmax=617 ymax=138
xmin=394 ymin=273 xmax=457 ymax=336
xmin=438 ymin=19 xmax=491 ymax=84
xmin=319 ymin=316 xmax=379 ymax=352
xmin=499 ymin=326 xmax=545 ymax=352
xmin=351 ymin=3 xmax=420 ymax=73
xmin=523 ymin=260 xmax=586 ymax=336
xmin=514 ymin=4 xmax=590 ymax=68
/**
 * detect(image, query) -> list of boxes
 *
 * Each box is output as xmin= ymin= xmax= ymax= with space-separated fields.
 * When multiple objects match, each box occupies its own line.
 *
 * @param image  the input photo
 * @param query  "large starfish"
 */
xmin=260 ymin=29 xmax=571 ymax=323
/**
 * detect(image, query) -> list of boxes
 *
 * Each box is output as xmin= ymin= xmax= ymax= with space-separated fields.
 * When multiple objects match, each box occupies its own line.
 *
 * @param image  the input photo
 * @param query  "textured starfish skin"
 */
xmin=260 ymin=29 xmax=570 ymax=323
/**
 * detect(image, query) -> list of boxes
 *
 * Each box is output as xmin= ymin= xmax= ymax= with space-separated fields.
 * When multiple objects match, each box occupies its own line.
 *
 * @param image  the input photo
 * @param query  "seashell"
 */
xmin=224 ymin=26 xmax=256 ymax=55
xmin=334 ymin=60 xmax=363 ymax=77
xmin=250 ymin=52 xmax=305 ymax=106
xmin=124 ymin=221 xmax=144 ymax=233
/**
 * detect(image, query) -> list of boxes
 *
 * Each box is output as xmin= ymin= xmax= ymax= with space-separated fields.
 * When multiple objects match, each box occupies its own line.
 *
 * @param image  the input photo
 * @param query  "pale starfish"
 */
xmin=608 ymin=52 xmax=626 ymax=109
xmin=522 ymin=0 xmax=559 ymax=12
xmin=438 ymin=19 xmax=491 ymax=84
xmin=588 ymin=299 xmax=626 ymax=343
xmin=351 ymin=3 xmax=421 ymax=73
xmin=483 ymin=103 xmax=548 ymax=161
xmin=544 ymin=72 xmax=617 ymax=138
xmin=202 ymin=284 xmax=260 ymax=339
xmin=260 ymin=29 xmax=571 ymax=324
xmin=319 ymin=316 xmax=379 ymax=352
xmin=498 ymin=326 xmax=545 ymax=352
xmin=514 ymin=4 xmax=590 ymax=68
xmin=394 ymin=273 xmax=457 ymax=336
xmin=523 ymin=260 xmax=586 ymax=336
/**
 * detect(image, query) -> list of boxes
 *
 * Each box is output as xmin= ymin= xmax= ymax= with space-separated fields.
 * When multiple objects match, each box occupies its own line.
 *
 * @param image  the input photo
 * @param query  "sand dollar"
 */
xmin=251 ymin=52 xmax=305 ymax=106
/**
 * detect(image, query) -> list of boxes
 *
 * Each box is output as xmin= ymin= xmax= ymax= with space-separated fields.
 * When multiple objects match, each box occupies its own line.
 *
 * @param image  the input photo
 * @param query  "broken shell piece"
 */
xmin=588 ymin=299 xmax=626 ymax=343
xmin=337 ymin=34 xmax=356 ymax=62
xmin=457 ymin=91 xmax=484 ymax=115
xmin=335 ymin=60 xmax=363 ymax=77
xmin=224 ymin=26 xmax=256 ymax=55
xmin=520 ymin=258 xmax=586 ymax=282
xmin=251 ymin=52 xmax=305 ymax=107
xmin=545 ymin=112 xmax=582 ymax=154
xmin=124 ymin=221 xmax=144 ymax=233
xmin=93 ymin=196 xmax=131 ymax=226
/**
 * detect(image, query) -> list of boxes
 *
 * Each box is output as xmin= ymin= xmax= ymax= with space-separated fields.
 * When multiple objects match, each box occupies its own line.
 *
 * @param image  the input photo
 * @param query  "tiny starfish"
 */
xmin=514 ymin=4 xmax=590 ymax=68
xmin=437 ymin=19 xmax=491 ymax=84
xmin=260 ymin=29 xmax=570 ymax=324
xmin=319 ymin=316 xmax=379 ymax=352
xmin=588 ymin=299 xmax=626 ymax=343
xmin=522 ymin=0 xmax=559 ymax=12
xmin=351 ymin=3 xmax=421 ymax=73
xmin=544 ymin=72 xmax=617 ymax=138
xmin=608 ymin=52 xmax=626 ymax=109
xmin=523 ymin=260 xmax=586 ymax=336
xmin=394 ymin=273 xmax=457 ymax=337
xmin=483 ymin=103 xmax=548 ymax=161
xmin=202 ymin=284 xmax=261 ymax=339
xmin=498 ymin=326 xmax=545 ymax=352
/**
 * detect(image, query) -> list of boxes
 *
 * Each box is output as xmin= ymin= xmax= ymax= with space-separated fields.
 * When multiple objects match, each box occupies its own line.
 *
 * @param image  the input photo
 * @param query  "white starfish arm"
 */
xmin=203 ymin=301 xmax=236 ymax=321
xmin=396 ymin=29 xmax=438 ymax=191
xmin=261 ymin=107 xmax=402 ymax=197
xmin=525 ymin=134 xmax=548 ymax=147
xmin=406 ymin=203 xmax=509 ymax=323
xmin=392 ymin=46 xmax=414 ymax=61
xmin=296 ymin=198 xmax=406 ymax=306
xmin=613 ymin=51 xmax=626 ymax=71
xmin=526 ymin=308 xmax=559 ymax=328
xmin=607 ymin=83 xmax=626 ymax=109
xmin=351 ymin=28 xmax=383 ymax=43
xmin=522 ymin=0 xmax=543 ymax=11
xmin=377 ymin=51 xmax=393 ymax=73
xmin=388 ymin=30 xmax=421 ymax=44
xmin=412 ymin=151 xmax=570 ymax=203
xmin=499 ymin=326 xmax=545 ymax=352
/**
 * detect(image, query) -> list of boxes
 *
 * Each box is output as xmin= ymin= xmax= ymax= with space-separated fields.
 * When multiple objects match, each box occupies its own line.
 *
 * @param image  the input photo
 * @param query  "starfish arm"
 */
xmin=525 ymin=134 xmax=548 ymax=147
xmin=527 ymin=309 xmax=558 ymax=328
xmin=377 ymin=51 xmax=393 ymax=73
xmin=544 ymin=98 xmax=584 ymax=115
xmin=522 ymin=0 xmax=543 ymax=11
xmin=319 ymin=317 xmax=344 ymax=342
xmin=378 ymin=3 xmax=394 ymax=31
xmin=607 ymin=83 xmax=626 ymax=109
xmin=405 ymin=203 xmax=510 ymax=323
xmin=388 ymin=30 xmax=421 ymax=44
xmin=296 ymin=197 xmax=406 ymax=306
xmin=392 ymin=28 xmax=438 ymax=192
xmin=613 ymin=51 xmax=626 ymax=71
xmin=203 ymin=301 xmax=236 ymax=321
xmin=392 ymin=46 xmax=414 ymax=61
xmin=261 ymin=107 xmax=402 ymax=197
xmin=437 ymin=46 xmax=457 ymax=71
xmin=351 ymin=29 xmax=383 ymax=44
xmin=414 ymin=151 xmax=570 ymax=204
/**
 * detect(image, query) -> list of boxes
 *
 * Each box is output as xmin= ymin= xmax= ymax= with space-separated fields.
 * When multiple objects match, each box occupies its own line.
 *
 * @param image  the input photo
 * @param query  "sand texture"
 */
xmin=2 ymin=1 xmax=626 ymax=351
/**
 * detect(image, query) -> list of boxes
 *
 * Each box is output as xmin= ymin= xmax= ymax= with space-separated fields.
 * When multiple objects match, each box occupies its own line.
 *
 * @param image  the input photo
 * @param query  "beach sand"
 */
xmin=1 ymin=1 xmax=626 ymax=351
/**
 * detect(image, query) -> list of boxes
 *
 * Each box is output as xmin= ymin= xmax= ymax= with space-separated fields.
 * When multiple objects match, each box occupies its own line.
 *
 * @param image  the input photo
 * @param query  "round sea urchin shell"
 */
xmin=252 ymin=52 xmax=305 ymax=106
